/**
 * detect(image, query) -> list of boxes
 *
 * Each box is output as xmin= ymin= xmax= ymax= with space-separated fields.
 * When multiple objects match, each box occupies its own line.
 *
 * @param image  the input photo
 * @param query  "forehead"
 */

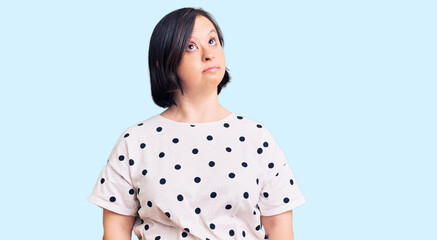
xmin=191 ymin=15 xmax=216 ymax=36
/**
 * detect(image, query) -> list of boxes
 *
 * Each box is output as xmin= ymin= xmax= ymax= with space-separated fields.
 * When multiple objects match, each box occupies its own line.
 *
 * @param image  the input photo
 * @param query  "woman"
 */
xmin=88 ymin=7 xmax=306 ymax=240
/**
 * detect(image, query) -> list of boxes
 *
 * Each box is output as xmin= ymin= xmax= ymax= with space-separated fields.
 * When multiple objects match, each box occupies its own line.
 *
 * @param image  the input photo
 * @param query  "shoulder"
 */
xmin=231 ymin=113 xmax=275 ymax=139
xmin=114 ymin=114 xmax=162 ymax=143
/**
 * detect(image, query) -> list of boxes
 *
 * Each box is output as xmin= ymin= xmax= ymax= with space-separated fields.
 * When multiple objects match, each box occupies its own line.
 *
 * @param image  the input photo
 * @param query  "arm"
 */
xmin=102 ymin=208 xmax=136 ymax=240
xmin=261 ymin=210 xmax=294 ymax=240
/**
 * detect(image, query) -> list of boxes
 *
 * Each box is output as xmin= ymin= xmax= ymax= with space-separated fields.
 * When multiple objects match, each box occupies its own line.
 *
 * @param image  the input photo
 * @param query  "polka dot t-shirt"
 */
xmin=88 ymin=112 xmax=306 ymax=240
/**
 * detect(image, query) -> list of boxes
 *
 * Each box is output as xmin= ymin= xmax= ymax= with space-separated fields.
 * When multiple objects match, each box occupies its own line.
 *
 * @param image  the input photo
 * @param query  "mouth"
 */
xmin=202 ymin=66 xmax=220 ymax=73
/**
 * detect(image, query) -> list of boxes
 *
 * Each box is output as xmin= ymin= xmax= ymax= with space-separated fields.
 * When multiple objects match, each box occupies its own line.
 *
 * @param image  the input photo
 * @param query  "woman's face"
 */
xmin=176 ymin=15 xmax=226 ymax=97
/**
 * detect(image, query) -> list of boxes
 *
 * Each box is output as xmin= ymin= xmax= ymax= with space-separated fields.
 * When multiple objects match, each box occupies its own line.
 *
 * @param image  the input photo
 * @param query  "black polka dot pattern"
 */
xmin=159 ymin=178 xmax=166 ymax=184
xmin=243 ymin=192 xmax=249 ymax=199
xmin=88 ymin=113 xmax=306 ymax=240
xmin=177 ymin=194 xmax=184 ymax=201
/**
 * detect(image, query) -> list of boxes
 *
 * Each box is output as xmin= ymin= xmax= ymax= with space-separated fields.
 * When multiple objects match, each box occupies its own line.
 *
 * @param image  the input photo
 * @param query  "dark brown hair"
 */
xmin=148 ymin=7 xmax=231 ymax=108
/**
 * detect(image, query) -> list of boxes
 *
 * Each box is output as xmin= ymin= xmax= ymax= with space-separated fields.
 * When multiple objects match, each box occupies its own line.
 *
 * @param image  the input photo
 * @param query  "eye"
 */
xmin=186 ymin=43 xmax=197 ymax=52
xmin=209 ymin=38 xmax=217 ymax=45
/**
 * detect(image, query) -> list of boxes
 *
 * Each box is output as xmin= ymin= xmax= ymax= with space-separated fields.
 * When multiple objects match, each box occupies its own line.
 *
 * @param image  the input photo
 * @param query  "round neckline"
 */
xmin=157 ymin=112 xmax=235 ymax=126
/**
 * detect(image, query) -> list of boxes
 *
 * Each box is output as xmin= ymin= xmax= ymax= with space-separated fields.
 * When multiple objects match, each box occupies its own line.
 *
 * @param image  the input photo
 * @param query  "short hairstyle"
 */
xmin=148 ymin=7 xmax=231 ymax=108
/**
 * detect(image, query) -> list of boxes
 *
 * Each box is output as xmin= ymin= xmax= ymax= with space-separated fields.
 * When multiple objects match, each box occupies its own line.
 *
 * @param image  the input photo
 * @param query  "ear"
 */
xmin=156 ymin=60 xmax=159 ymax=69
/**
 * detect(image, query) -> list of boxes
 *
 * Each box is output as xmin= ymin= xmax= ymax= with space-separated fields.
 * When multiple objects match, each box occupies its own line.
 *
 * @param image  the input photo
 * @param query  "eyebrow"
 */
xmin=190 ymin=29 xmax=217 ymax=40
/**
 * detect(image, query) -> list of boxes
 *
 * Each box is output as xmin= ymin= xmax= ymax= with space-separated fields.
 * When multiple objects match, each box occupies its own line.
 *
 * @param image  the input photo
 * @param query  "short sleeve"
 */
xmin=87 ymin=129 xmax=140 ymax=216
xmin=258 ymin=127 xmax=306 ymax=216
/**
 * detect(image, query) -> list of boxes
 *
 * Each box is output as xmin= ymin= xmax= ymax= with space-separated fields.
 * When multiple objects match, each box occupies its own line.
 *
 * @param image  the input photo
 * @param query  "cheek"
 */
xmin=217 ymin=49 xmax=226 ymax=65
xmin=177 ymin=59 xmax=200 ymax=81
xmin=177 ymin=66 xmax=189 ymax=82
xmin=217 ymin=52 xmax=226 ymax=78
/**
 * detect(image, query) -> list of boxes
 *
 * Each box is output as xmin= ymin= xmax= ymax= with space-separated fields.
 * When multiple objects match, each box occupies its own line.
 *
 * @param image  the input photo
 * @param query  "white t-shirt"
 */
xmin=88 ymin=112 xmax=306 ymax=239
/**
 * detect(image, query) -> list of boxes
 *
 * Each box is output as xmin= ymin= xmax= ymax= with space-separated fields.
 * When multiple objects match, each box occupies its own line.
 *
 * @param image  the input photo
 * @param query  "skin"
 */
xmin=261 ymin=210 xmax=294 ymax=240
xmin=160 ymin=15 xmax=231 ymax=123
xmin=102 ymin=15 xmax=295 ymax=240
xmin=102 ymin=209 xmax=135 ymax=240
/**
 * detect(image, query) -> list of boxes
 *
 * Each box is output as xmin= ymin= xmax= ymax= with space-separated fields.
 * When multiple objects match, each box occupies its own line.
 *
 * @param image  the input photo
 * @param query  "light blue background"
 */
xmin=1 ymin=0 xmax=436 ymax=239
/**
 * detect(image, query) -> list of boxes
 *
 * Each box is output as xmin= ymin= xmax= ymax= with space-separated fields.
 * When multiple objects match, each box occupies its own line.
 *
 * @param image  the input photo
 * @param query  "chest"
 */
xmin=131 ymin=137 xmax=265 ymax=219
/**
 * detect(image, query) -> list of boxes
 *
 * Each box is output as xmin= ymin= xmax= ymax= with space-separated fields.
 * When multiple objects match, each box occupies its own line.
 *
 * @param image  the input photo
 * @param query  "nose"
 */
xmin=202 ymin=48 xmax=214 ymax=62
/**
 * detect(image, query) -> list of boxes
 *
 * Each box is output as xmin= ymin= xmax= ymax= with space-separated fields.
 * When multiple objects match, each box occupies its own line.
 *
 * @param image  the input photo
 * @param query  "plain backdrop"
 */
xmin=0 ymin=0 xmax=436 ymax=239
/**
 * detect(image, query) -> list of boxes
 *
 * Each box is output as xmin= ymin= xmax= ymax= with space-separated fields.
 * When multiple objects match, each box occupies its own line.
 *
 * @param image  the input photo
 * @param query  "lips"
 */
xmin=202 ymin=66 xmax=219 ymax=73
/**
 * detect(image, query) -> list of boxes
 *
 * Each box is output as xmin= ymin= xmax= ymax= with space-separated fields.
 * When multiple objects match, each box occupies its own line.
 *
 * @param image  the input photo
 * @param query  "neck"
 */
xmin=161 ymin=91 xmax=230 ymax=123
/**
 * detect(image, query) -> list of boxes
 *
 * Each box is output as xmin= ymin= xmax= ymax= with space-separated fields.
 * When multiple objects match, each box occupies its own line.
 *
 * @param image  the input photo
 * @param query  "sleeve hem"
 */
xmin=260 ymin=197 xmax=306 ymax=217
xmin=87 ymin=195 xmax=138 ymax=217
